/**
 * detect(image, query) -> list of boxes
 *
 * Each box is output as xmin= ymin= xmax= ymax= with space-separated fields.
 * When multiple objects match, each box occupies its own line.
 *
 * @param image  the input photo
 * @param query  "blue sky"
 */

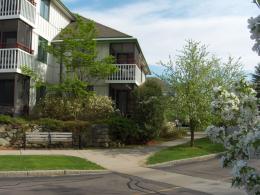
xmin=62 ymin=0 xmax=259 ymax=76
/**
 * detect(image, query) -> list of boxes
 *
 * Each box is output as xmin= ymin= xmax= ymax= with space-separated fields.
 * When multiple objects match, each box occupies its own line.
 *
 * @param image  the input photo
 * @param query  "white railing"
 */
xmin=106 ymin=64 xmax=144 ymax=85
xmin=0 ymin=48 xmax=33 ymax=72
xmin=0 ymin=0 xmax=36 ymax=25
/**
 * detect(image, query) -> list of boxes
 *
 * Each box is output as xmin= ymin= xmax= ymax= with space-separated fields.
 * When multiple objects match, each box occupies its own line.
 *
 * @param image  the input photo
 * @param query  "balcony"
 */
xmin=0 ymin=0 xmax=36 ymax=26
xmin=106 ymin=64 xmax=145 ymax=86
xmin=0 ymin=48 xmax=33 ymax=72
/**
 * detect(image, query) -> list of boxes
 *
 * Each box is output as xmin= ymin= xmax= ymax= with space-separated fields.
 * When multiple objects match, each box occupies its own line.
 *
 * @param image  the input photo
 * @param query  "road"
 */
xmin=153 ymin=158 xmax=260 ymax=183
xmin=0 ymin=173 xmax=209 ymax=195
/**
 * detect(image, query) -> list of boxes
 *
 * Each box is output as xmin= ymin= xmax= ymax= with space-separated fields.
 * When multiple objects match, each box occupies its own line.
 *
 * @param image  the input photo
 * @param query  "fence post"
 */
xmin=78 ymin=134 xmax=82 ymax=149
xmin=23 ymin=133 xmax=26 ymax=150
xmin=48 ymin=132 xmax=51 ymax=148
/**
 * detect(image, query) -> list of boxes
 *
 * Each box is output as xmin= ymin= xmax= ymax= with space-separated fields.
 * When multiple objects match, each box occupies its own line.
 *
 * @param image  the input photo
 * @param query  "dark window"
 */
xmin=40 ymin=0 xmax=50 ymax=21
xmin=17 ymin=20 xmax=32 ymax=53
xmin=38 ymin=36 xmax=48 ymax=63
xmin=2 ymin=32 xmax=17 ymax=48
xmin=110 ymin=43 xmax=136 ymax=64
xmin=0 ymin=80 xmax=14 ymax=106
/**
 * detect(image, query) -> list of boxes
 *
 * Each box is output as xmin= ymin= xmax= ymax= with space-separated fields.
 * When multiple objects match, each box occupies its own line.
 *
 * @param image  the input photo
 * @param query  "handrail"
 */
xmin=0 ymin=42 xmax=34 ymax=54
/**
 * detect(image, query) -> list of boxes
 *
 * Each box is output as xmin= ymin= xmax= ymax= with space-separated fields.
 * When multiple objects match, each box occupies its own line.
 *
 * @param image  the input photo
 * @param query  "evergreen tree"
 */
xmin=252 ymin=64 xmax=260 ymax=99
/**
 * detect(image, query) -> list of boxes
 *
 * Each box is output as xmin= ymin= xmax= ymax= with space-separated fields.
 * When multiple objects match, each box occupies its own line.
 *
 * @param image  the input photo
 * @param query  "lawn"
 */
xmin=0 ymin=155 xmax=104 ymax=171
xmin=147 ymin=138 xmax=225 ymax=165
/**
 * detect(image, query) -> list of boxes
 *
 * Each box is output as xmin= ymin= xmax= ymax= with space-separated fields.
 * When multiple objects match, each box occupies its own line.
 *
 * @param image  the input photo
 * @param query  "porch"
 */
xmin=0 ymin=73 xmax=30 ymax=116
xmin=0 ymin=0 xmax=36 ymax=26
xmin=0 ymin=48 xmax=33 ymax=72
xmin=109 ymin=83 xmax=135 ymax=116
xmin=106 ymin=64 xmax=145 ymax=86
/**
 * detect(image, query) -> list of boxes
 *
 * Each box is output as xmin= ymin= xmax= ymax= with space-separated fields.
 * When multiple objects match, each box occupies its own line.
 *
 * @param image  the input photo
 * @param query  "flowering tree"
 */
xmin=206 ymin=79 xmax=260 ymax=195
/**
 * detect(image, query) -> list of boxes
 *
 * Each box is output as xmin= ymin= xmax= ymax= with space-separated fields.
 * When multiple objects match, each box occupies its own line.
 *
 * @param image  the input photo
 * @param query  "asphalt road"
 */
xmin=154 ymin=158 xmax=260 ymax=183
xmin=0 ymin=173 xmax=209 ymax=195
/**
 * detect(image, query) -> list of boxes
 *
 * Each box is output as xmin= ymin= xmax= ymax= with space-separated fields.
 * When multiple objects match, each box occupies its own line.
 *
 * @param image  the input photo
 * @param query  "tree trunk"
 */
xmin=190 ymin=120 xmax=195 ymax=147
xmin=59 ymin=55 xmax=63 ymax=84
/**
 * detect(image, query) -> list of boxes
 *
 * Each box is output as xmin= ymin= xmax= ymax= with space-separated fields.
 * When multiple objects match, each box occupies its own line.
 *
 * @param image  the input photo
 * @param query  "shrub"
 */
xmin=131 ymin=79 xmax=165 ymax=142
xmin=32 ymin=95 xmax=114 ymax=121
xmin=32 ymin=96 xmax=84 ymax=121
xmin=34 ymin=118 xmax=90 ymax=133
xmin=33 ymin=118 xmax=64 ymax=131
xmin=107 ymin=115 xmax=141 ymax=144
xmin=80 ymin=95 xmax=115 ymax=121
xmin=160 ymin=122 xmax=187 ymax=139
xmin=0 ymin=115 xmax=27 ymax=126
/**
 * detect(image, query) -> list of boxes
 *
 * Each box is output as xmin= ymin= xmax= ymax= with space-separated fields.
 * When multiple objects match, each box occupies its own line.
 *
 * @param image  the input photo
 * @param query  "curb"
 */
xmin=0 ymin=170 xmax=111 ymax=178
xmin=147 ymin=153 xmax=223 ymax=168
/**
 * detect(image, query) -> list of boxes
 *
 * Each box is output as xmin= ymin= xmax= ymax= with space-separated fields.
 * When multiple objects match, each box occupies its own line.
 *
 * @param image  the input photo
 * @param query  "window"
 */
xmin=2 ymin=32 xmax=17 ymax=48
xmin=38 ymin=36 xmax=48 ymax=63
xmin=0 ymin=80 xmax=14 ymax=106
xmin=110 ymin=43 xmax=136 ymax=64
xmin=40 ymin=0 xmax=50 ymax=21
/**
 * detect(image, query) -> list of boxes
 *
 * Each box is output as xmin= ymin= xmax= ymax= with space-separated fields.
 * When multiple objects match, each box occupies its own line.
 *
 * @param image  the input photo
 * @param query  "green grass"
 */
xmin=147 ymin=138 xmax=225 ymax=165
xmin=0 ymin=155 xmax=104 ymax=171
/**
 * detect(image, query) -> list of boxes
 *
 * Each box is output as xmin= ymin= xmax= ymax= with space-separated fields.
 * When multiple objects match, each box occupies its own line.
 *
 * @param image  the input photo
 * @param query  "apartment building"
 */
xmin=0 ymin=0 xmax=150 ymax=116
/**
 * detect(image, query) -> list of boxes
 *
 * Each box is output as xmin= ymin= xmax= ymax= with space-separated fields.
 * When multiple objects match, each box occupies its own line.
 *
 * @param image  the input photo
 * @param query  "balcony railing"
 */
xmin=0 ymin=0 xmax=36 ymax=25
xmin=0 ymin=42 xmax=34 ymax=54
xmin=106 ymin=64 xmax=145 ymax=86
xmin=0 ymin=48 xmax=33 ymax=72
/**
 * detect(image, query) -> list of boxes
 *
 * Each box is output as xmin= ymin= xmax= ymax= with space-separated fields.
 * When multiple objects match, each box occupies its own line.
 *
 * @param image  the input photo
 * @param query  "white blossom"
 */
xmin=207 ymin=79 xmax=260 ymax=194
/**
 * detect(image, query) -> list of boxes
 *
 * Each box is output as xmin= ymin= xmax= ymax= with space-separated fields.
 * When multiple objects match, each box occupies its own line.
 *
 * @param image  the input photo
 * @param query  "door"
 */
xmin=117 ymin=91 xmax=128 ymax=115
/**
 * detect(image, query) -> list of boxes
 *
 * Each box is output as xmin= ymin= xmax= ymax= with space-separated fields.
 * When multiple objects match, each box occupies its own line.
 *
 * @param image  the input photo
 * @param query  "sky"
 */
xmin=62 ymin=0 xmax=259 ymax=76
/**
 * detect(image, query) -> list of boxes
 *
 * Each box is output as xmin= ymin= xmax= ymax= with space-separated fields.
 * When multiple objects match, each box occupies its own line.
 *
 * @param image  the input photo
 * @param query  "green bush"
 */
xmin=32 ymin=94 xmax=114 ymax=121
xmin=80 ymin=95 xmax=115 ymax=121
xmin=32 ymin=96 xmax=84 ymax=121
xmin=107 ymin=115 xmax=141 ymax=144
xmin=160 ymin=122 xmax=187 ymax=139
xmin=0 ymin=115 xmax=27 ymax=125
xmin=34 ymin=118 xmax=90 ymax=133
xmin=131 ymin=79 xmax=165 ymax=142
xmin=33 ymin=118 xmax=64 ymax=131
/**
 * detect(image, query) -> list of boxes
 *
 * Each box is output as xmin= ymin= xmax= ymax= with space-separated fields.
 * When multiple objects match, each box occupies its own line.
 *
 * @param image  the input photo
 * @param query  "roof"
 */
xmin=54 ymin=0 xmax=75 ymax=21
xmin=52 ymin=15 xmax=151 ymax=74
xmin=53 ymin=16 xmax=132 ymax=40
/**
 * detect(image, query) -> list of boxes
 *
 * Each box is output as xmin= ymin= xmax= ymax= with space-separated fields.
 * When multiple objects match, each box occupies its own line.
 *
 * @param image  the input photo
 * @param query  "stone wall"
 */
xmin=0 ymin=123 xmax=112 ymax=148
xmin=91 ymin=124 xmax=110 ymax=148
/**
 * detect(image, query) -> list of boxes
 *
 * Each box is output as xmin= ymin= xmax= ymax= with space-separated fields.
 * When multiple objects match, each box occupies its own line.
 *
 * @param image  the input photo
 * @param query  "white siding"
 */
xmin=94 ymin=85 xmax=109 ymax=96
xmin=32 ymin=0 xmax=71 ymax=84
xmin=34 ymin=1 xmax=71 ymax=42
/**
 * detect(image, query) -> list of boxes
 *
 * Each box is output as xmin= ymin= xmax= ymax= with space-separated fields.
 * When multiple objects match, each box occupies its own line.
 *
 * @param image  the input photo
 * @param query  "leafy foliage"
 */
xmin=207 ymin=79 xmax=260 ymax=195
xmin=131 ymin=79 xmax=165 ymax=142
xmin=252 ymin=63 xmax=260 ymax=98
xmin=48 ymin=15 xmax=117 ymax=83
xmin=160 ymin=122 xmax=188 ymax=139
xmin=160 ymin=40 xmax=245 ymax=146
xmin=248 ymin=2 xmax=260 ymax=55
xmin=33 ymin=94 xmax=114 ymax=121
xmin=107 ymin=115 xmax=141 ymax=144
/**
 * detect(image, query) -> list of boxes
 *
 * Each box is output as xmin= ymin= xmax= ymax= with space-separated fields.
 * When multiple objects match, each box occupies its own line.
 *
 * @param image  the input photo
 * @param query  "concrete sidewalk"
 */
xmin=0 ymin=134 xmax=245 ymax=195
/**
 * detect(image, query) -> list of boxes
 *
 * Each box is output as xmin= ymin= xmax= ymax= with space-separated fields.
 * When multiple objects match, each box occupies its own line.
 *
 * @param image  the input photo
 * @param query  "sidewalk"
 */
xmin=0 ymin=134 xmax=245 ymax=195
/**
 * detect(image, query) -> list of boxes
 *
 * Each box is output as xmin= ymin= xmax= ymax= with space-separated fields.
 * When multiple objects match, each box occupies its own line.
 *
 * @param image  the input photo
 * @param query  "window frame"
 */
xmin=37 ymin=36 xmax=48 ymax=64
xmin=40 ymin=0 xmax=50 ymax=21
